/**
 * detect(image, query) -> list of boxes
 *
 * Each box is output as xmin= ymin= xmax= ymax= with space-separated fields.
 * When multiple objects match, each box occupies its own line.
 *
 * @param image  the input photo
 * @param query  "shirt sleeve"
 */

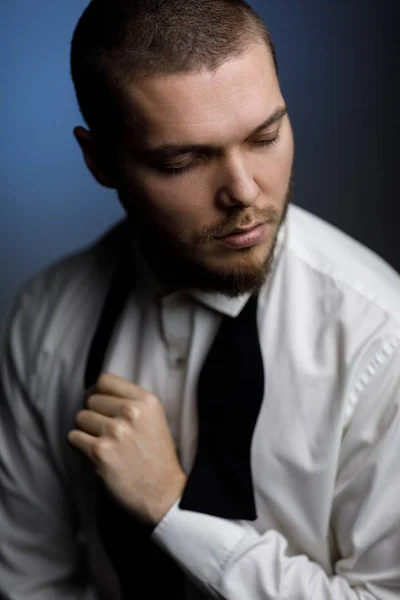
xmin=152 ymin=340 xmax=400 ymax=600
xmin=0 ymin=294 xmax=98 ymax=600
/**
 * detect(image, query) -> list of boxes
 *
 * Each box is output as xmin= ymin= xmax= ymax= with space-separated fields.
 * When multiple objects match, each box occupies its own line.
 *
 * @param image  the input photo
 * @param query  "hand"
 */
xmin=68 ymin=372 xmax=187 ymax=527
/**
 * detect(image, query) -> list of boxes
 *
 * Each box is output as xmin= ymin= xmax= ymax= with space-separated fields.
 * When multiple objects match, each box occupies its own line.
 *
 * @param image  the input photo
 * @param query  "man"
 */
xmin=1 ymin=0 xmax=400 ymax=598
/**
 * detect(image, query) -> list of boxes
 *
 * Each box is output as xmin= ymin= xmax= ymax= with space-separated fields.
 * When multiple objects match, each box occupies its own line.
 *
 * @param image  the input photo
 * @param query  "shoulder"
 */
xmin=285 ymin=204 xmax=400 ymax=322
xmin=1 ymin=219 xmax=130 ymax=376
xmin=266 ymin=205 xmax=400 ymax=428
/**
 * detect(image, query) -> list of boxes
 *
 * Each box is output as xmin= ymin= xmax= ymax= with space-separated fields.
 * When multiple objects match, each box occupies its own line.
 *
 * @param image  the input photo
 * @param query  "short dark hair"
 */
xmin=70 ymin=0 xmax=278 ymax=139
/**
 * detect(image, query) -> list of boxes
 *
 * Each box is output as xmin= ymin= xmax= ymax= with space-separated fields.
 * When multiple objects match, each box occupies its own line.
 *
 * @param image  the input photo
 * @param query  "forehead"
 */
xmin=122 ymin=43 xmax=283 ymax=147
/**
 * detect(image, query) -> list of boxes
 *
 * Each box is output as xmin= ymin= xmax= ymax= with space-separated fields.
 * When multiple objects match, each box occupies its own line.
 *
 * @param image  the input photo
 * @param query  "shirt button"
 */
xmin=175 ymin=356 xmax=186 ymax=369
xmin=168 ymin=355 xmax=187 ymax=369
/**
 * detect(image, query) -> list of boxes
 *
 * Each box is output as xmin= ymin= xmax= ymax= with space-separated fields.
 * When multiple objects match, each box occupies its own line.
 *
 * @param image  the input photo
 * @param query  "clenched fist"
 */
xmin=68 ymin=372 xmax=187 ymax=527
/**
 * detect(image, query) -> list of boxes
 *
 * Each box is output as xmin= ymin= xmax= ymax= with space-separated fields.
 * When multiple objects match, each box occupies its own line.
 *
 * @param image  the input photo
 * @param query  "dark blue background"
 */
xmin=1 ymin=1 xmax=399 ymax=329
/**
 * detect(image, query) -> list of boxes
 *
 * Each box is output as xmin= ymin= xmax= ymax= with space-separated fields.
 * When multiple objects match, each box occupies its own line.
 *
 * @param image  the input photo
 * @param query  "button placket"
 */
xmin=159 ymin=294 xmax=193 ymax=370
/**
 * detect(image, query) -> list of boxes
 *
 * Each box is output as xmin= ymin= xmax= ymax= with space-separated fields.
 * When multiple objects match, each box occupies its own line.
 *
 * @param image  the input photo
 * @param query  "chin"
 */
xmin=186 ymin=249 xmax=273 ymax=297
xmin=134 ymin=221 xmax=279 ymax=296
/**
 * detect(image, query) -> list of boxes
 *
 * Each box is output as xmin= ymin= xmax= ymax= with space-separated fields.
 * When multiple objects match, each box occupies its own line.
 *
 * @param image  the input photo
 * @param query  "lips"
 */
xmin=216 ymin=223 xmax=268 ymax=249
xmin=216 ymin=222 xmax=264 ymax=238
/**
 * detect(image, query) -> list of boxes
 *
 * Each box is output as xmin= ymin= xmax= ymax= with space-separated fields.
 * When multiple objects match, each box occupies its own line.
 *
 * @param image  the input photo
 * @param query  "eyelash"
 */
xmin=157 ymin=158 xmax=203 ymax=178
xmin=253 ymin=134 xmax=280 ymax=148
xmin=158 ymin=133 xmax=281 ymax=178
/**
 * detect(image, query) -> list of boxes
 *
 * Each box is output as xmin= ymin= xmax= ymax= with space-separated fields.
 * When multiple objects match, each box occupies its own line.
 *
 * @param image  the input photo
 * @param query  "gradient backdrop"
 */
xmin=1 ymin=0 xmax=399 ymax=332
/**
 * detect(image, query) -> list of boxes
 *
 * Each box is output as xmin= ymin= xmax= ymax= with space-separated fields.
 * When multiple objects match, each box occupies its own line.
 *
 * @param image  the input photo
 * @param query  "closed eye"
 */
xmin=250 ymin=133 xmax=280 ymax=148
xmin=154 ymin=133 xmax=281 ymax=177
xmin=155 ymin=156 xmax=206 ymax=177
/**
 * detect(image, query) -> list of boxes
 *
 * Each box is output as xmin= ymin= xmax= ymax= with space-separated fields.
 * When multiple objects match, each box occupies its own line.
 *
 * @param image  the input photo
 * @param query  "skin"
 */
xmin=69 ymin=41 xmax=294 ymax=526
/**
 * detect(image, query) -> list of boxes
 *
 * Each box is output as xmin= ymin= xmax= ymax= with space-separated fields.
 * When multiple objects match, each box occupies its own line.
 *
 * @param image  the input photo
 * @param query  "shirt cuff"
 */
xmin=151 ymin=499 xmax=251 ymax=594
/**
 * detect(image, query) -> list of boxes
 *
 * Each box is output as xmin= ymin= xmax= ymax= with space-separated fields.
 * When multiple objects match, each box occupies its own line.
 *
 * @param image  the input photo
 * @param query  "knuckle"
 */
xmin=91 ymin=438 xmax=111 ymax=464
xmin=109 ymin=418 xmax=130 ymax=441
xmin=120 ymin=403 xmax=141 ymax=423
xmin=144 ymin=392 xmax=159 ymax=409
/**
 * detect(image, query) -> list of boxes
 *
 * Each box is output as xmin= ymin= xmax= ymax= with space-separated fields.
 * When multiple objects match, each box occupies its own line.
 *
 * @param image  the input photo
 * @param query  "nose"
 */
xmin=215 ymin=151 xmax=260 ymax=209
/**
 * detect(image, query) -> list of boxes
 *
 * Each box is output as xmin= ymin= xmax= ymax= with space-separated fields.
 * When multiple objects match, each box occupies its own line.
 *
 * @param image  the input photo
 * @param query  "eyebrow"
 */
xmin=142 ymin=105 xmax=288 ymax=160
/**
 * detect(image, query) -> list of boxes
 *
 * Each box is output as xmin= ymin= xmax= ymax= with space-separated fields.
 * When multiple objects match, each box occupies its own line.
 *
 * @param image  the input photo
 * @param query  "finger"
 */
xmin=83 ymin=384 xmax=97 ymax=404
xmin=96 ymin=372 xmax=146 ymax=400
xmin=86 ymin=394 xmax=126 ymax=417
xmin=75 ymin=409 xmax=110 ymax=437
xmin=67 ymin=429 xmax=96 ymax=460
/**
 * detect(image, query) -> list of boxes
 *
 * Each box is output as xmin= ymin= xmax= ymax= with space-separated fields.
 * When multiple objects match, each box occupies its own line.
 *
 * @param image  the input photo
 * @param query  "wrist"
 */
xmin=148 ymin=472 xmax=187 ymax=527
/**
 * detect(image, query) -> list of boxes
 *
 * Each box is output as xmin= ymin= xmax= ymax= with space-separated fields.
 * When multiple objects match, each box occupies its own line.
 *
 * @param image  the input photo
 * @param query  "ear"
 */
xmin=73 ymin=126 xmax=117 ymax=189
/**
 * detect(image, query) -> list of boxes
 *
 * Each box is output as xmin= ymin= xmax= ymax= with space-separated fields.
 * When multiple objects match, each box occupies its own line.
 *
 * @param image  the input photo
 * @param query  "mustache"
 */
xmin=194 ymin=206 xmax=279 ymax=244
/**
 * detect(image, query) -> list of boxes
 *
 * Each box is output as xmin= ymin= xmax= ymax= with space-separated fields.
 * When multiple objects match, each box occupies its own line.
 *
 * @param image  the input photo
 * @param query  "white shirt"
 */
xmin=1 ymin=204 xmax=400 ymax=600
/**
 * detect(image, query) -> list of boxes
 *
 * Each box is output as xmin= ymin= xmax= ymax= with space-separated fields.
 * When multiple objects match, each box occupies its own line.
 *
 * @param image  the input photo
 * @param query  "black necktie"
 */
xmin=85 ymin=260 xmax=265 ymax=598
xmin=179 ymin=293 xmax=264 ymax=519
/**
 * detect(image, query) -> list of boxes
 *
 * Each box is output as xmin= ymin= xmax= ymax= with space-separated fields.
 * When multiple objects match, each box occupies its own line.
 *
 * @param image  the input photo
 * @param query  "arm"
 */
xmin=67 ymin=348 xmax=400 ymax=599
xmin=0 ymin=297 xmax=97 ymax=600
xmin=152 ymin=344 xmax=400 ymax=600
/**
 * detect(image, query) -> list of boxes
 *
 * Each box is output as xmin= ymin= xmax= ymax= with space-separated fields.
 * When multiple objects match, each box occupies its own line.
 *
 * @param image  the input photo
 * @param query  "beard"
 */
xmin=122 ymin=172 xmax=292 ymax=297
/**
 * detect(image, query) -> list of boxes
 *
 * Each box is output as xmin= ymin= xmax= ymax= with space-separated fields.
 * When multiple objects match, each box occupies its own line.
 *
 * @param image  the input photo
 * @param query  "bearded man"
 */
xmin=1 ymin=1 xmax=400 ymax=599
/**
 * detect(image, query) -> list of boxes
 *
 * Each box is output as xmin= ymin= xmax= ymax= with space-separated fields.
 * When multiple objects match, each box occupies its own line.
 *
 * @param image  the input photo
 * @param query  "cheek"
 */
xmin=126 ymin=172 xmax=212 ymax=237
xmin=259 ymin=128 xmax=294 ymax=193
xmin=252 ymin=151 xmax=292 ymax=201
xmin=278 ymin=126 xmax=295 ymax=177
xmin=143 ymin=175 xmax=209 ymax=220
